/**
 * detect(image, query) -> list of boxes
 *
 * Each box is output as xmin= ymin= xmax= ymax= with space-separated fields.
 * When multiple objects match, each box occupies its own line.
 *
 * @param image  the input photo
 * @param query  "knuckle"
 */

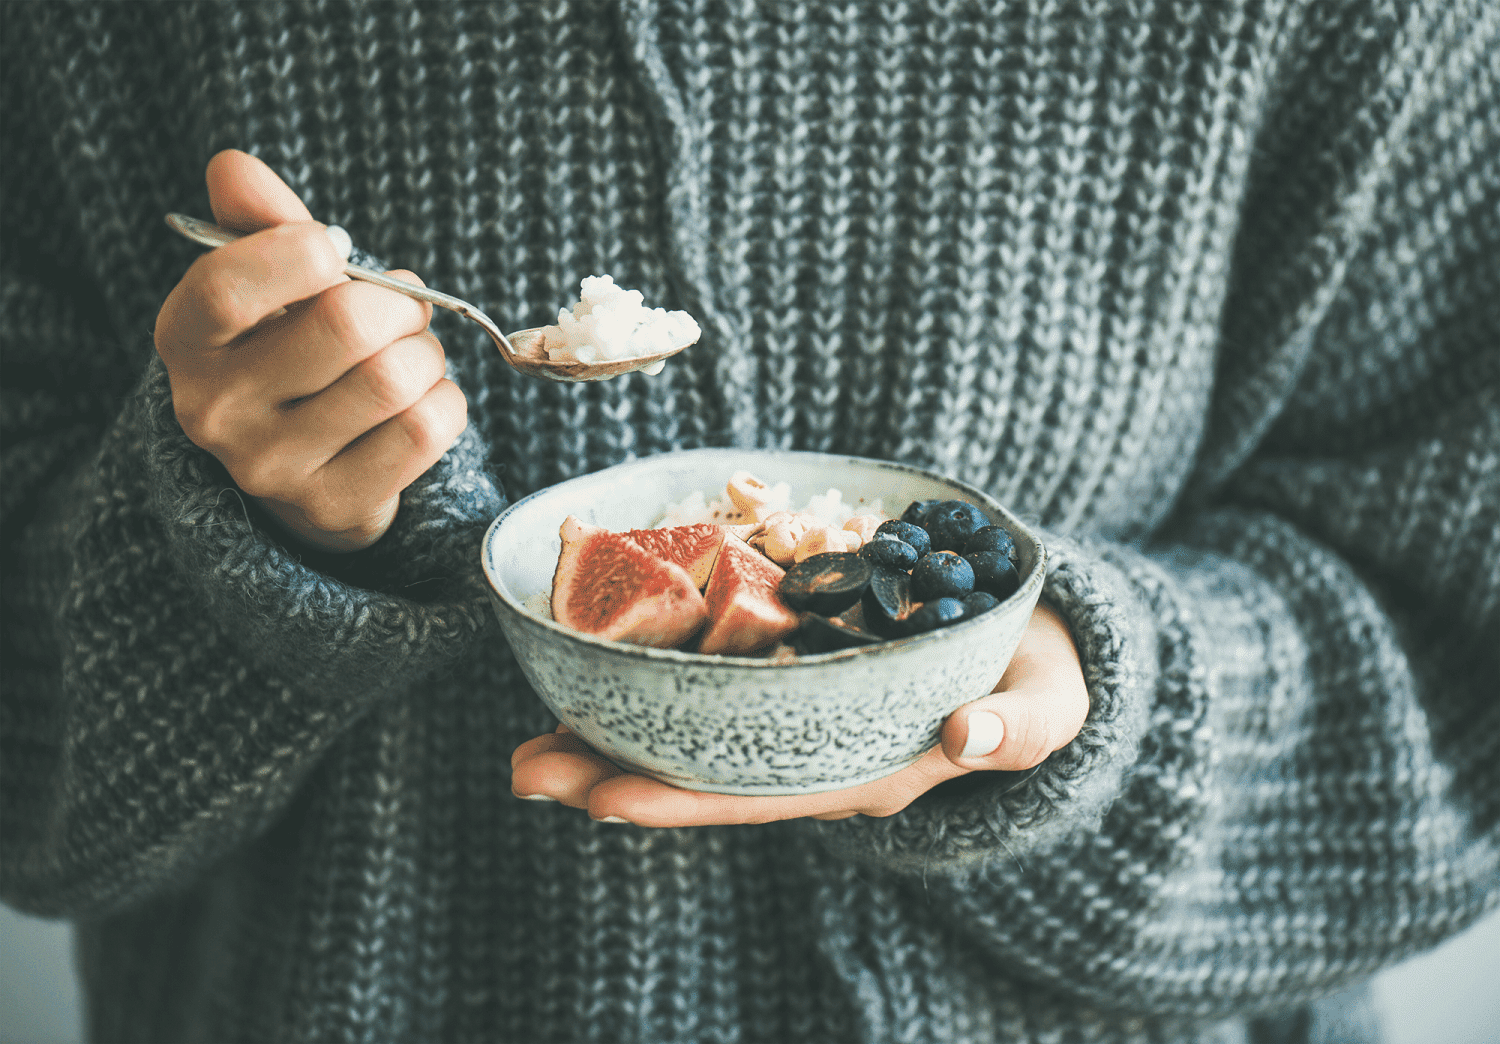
xmin=317 ymin=283 xmax=385 ymax=355
xmin=173 ymin=391 xmax=232 ymax=454
xmin=361 ymin=339 xmax=445 ymax=416
xmin=194 ymin=259 xmax=261 ymax=334
xmin=299 ymin=493 xmax=351 ymax=534
xmin=400 ymin=379 xmax=467 ymax=455
xmin=273 ymin=222 xmax=346 ymax=284
xmin=234 ymin=458 xmax=293 ymax=501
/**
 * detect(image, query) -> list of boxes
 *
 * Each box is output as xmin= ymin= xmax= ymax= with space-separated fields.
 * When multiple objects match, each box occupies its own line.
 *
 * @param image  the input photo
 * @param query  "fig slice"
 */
xmin=551 ymin=516 xmax=707 ymax=647
xmin=623 ymin=523 xmax=726 ymax=590
xmin=697 ymin=534 xmax=801 ymax=655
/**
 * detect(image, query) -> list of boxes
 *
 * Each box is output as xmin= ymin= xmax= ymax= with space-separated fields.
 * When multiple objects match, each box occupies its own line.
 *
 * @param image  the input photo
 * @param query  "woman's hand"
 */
xmin=154 ymin=150 xmax=467 ymax=552
xmin=510 ymin=602 xmax=1088 ymax=826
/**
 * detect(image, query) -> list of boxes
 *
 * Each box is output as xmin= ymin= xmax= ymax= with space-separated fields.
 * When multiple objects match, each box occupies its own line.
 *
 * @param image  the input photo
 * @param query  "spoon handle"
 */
xmin=163 ymin=213 xmax=518 ymax=358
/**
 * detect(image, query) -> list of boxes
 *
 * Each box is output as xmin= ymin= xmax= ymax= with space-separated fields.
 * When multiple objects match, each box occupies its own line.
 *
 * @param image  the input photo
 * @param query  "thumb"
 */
xmin=939 ymin=603 xmax=1090 ymax=772
xmin=205 ymin=149 xmax=313 ymax=232
xmin=942 ymin=689 xmax=1062 ymax=772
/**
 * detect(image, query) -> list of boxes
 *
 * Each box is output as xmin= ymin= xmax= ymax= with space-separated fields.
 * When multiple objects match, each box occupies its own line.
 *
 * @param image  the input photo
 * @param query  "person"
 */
xmin=2 ymin=1 xmax=1495 ymax=1042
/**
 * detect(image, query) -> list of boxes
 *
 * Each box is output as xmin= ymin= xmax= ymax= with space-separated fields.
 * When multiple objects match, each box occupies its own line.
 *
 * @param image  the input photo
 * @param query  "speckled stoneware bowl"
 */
xmin=481 ymin=449 xmax=1046 ymax=795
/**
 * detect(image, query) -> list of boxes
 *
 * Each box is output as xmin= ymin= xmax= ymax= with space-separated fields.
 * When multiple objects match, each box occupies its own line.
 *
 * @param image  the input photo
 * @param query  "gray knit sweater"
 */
xmin=2 ymin=2 xmax=1497 ymax=1042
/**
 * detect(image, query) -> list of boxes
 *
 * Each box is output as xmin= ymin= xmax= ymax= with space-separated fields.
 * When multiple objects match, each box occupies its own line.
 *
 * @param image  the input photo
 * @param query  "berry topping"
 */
xmin=860 ymin=535 xmax=920 ymax=572
xmin=911 ymin=550 xmax=975 ymax=601
xmin=924 ymin=500 xmax=990 ymax=553
xmin=966 ymin=551 xmax=1020 ymax=600
xmin=874 ymin=519 xmax=931 ymax=557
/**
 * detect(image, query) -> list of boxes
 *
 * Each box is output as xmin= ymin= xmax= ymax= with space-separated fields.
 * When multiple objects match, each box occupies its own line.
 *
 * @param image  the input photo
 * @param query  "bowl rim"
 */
xmin=481 ymin=448 xmax=1047 ymax=668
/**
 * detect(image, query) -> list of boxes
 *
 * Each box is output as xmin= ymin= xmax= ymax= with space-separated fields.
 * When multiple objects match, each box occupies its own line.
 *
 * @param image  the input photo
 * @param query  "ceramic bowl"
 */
xmin=481 ymin=449 xmax=1046 ymax=795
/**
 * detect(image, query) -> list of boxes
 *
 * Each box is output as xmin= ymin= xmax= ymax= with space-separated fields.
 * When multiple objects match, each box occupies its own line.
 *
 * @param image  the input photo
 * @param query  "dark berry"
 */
xmin=966 ymin=551 xmax=1020 ymax=600
xmin=925 ymin=500 xmax=990 ymax=552
xmin=860 ymin=535 xmax=919 ymax=572
xmin=875 ymin=519 xmax=930 ymax=557
xmin=900 ymin=499 xmax=942 ymax=528
xmin=964 ymin=525 xmax=1015 ymax=562
xmin=793 ymin=612 xmax=882 ymax=654
xmin=911 ymin=551 xmax=974 ymax=601
xmin=861 ymin=567 xmax=917 ymax=638
xmin=779 ymin=553 xmax=873 ymax=616
xmin=901 ymin=597 xmax=967 ymax=635
xmin=961 ymin=591 xmax=1001 ymax=617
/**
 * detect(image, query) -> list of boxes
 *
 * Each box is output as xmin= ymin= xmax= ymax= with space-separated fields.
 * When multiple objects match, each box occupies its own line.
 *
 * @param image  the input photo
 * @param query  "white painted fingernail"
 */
xmin=325 ymin=224 xmax=352 ymax=261
xmin=595 ymin=815 xmax=630 ymax=824
xmin=960 ymin=710 xmax=1004 ymax=759
xmin=517 ymin=792 xmax=556 ymax=802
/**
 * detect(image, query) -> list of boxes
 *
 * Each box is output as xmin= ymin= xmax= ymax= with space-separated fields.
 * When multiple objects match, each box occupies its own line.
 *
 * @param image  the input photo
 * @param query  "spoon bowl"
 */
xmin=164 ymin=214 xmax=696 ymax=382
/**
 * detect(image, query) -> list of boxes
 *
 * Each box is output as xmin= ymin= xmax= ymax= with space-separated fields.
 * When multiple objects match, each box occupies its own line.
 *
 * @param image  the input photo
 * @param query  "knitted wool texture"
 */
xmin=2 ymin=2 xmax=1498 ymax=1043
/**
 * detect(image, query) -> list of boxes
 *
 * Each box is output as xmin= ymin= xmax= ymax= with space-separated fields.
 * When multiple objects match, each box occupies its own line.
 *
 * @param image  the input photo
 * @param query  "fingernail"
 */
xmin=960 ymin=710 xmax=1004 ymax=760
xmin=516 ymin=791 xmax=556 ymax=802
xmin=594 ymin=815 xmax=630 ymax=824
xmin=325 ymin=224 xmax=352 ymax=261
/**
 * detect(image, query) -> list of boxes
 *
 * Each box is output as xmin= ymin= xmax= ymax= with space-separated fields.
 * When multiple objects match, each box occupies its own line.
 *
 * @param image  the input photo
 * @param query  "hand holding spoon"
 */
xmin=165 ymin=214 xmax=696 ymax=382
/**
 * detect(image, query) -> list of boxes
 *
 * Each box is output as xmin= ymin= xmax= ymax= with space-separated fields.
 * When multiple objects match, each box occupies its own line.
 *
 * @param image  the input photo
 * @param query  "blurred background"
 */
xmin=3 ymin=903 xmax=1497 ymax=1042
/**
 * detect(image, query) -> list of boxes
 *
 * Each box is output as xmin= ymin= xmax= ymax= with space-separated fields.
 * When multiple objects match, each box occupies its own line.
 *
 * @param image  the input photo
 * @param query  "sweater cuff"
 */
xmin=808 ymin=532 xmax=1156 ymax=872
xmin=135 ymin=355 xmax=505 ymax=699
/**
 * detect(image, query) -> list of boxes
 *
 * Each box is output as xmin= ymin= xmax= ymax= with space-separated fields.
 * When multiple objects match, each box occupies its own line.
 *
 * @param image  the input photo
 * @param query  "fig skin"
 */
xmin=779 ymin=552 xmax=873 ymax=616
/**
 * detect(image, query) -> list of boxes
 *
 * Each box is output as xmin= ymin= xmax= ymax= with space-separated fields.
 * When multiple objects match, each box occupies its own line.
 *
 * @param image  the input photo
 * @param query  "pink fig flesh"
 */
xmin=697 ymin=535 xmax=801 ymax=655
xmin=551 ymin=516 xmax=707 ymax=647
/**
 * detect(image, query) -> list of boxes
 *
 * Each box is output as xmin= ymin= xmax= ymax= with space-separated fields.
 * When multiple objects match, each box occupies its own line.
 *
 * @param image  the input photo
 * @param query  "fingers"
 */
xmin=316 ymin=377 xmax=467 ymax=508
xmin=510 ymin=737 xmax=964 ymax=827
xmin=207 ymin=149 xmax=313 ymax=231
xmin=230 ymin=272 xmax=434 ymax=403
xmin=157 ymin=221 xmax=347 ymax=356
xmin=252 ymin=377 xmax=466 ymax=550
xmin=942 ymin=603 xmax=1089 ymax=772
xmin=511 ymin=731 xmax=626 ymax=808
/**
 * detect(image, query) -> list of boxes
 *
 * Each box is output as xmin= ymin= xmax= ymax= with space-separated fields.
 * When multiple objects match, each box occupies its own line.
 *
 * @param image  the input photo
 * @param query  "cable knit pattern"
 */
xmin=3 ymin=2 xmax=1497 ymax=1042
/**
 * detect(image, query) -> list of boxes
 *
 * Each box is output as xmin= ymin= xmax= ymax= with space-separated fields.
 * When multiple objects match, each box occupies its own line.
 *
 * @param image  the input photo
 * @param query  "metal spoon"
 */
xmin=164 ymin=214 xmax=696 ymax=382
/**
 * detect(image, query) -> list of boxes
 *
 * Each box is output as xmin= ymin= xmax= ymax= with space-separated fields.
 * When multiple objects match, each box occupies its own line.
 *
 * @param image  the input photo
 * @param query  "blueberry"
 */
xmin=901 ymin=597 xmax=967 ymax=635
xmin=925 ymin=500 xmax=989 ymax=553
xmin=900 ymin=499 xmax=943 ymax=528
xmin=964 ymin=525 xmax=1015 ymax=562
xmin=966 ymin=551 xmax=1019 ymax=600
xmin=779 ymin=553 xmax=873 ymax=616
xmin=961 ymin=591 xmax=1000 ymax=617
xmin=874 ymin=519 xmax=930 ymax=558
xmin=793 ymin=612 xmax=882 ymax=654
xmin=911 ymin=551 xmax=974 ymax=601
xmin=861 ymin=567 xmax=917 ymax=638
xmin=860 ymin=535 xmax=919 ymax=572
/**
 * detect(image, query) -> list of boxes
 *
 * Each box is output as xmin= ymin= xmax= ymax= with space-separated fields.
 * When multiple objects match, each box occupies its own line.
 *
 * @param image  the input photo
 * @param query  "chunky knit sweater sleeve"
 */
xmin=1 ymin=243 xmax=504 ymax=915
